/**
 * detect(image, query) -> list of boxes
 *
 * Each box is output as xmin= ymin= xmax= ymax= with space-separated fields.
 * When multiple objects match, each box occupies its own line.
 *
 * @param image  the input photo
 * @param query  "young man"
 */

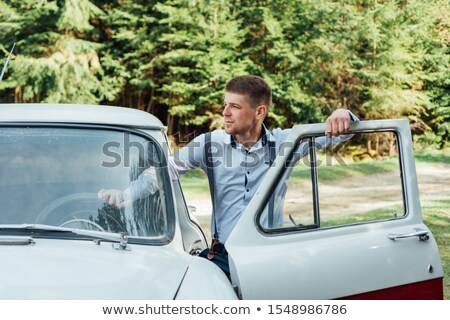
xmin=99 ymin=75 xmax=358 ymax=278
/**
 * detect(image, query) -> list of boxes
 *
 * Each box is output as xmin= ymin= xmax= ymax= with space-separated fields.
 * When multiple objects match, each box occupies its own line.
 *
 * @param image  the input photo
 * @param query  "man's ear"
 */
xmin=256 ymin=104 xmax=268 ymax=119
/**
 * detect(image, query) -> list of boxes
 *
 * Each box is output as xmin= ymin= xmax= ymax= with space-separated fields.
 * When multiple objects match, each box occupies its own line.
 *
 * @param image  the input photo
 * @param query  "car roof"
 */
xmin=0 ymin=104 xmax=165 ymax=130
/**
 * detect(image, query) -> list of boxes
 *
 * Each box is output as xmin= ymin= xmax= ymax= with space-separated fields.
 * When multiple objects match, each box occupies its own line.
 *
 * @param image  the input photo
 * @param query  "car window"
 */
xmin=259 ymin=131 xmax=404 ymax=233
xmin=0 ymin=126 xmax=173 ymax=243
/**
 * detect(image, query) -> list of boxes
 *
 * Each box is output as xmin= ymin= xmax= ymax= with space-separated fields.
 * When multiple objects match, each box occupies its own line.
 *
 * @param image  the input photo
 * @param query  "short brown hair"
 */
xmin=225 ymin=75 xmax=272 ymax=108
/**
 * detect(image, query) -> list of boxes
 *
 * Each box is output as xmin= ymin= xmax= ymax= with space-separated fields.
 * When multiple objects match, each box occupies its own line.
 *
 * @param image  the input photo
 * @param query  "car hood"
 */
xmin=0 ymin=237 xmax=192 ymax=299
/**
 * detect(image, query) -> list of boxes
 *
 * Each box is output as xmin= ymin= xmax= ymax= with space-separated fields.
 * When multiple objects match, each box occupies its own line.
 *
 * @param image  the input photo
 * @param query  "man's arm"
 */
xmin=168 ymin=133 xmax=206 ymax=179
xmin=98 ymin=134 xmax=206 ymax=208
xmin=289 ymin=109 xmax=359 ymax=160
xmin=97 ymin=167 xmax=159 ymax=208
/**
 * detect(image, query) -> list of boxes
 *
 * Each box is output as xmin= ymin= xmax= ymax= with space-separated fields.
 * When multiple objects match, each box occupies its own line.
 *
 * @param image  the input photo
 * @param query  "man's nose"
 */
xmin=222 ymin=105 xmax=231 ymax=116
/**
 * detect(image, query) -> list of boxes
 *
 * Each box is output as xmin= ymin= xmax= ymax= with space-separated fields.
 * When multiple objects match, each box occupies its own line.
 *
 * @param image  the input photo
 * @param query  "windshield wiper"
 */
xmin=0 ymin=224 xmax=128 ymax=245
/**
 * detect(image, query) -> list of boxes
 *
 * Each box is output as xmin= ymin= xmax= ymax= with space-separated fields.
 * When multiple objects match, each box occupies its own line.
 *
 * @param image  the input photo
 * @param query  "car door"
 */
xmin=226 ymin=119 xmax=443 ymax=299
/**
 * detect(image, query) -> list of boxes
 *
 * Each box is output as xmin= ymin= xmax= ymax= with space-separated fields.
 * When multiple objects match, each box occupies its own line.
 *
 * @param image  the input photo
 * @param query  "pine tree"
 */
xmin=151 ymin=0 xmax=252 ymax=138
xmin=99 ymin=0 xmax=162 ymax=112
xmin=0 ymin=0 xmax=119 ymax=104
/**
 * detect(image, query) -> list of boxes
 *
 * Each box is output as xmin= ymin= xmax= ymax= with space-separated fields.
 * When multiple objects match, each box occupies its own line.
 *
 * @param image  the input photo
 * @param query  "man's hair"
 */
xmin=225 ymin=75 xmax=272 ymax=108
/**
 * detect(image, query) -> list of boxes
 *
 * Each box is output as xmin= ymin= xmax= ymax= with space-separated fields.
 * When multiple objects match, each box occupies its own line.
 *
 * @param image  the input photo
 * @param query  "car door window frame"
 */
xmin=256 ymin=129 xmax=409 ymax=236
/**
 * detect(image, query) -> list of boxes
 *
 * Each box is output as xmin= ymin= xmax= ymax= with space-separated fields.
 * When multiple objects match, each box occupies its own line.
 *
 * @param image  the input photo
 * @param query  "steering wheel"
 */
xmin=36 ymin=192 xmax=106 ymax=231
xmin=59 ymin=219 xmax=105 ymax=231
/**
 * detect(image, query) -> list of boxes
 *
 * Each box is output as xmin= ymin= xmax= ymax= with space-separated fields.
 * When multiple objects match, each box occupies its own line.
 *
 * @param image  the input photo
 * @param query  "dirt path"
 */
xmin=416 ymin=164 xmax=450 ymax=202
xmin=186 ymin=163 xmax=450 ymax=239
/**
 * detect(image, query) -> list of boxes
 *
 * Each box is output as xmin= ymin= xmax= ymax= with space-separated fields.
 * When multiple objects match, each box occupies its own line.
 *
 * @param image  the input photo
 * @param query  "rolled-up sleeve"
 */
xmin=168 ymin=134 xmax=206 ymax=180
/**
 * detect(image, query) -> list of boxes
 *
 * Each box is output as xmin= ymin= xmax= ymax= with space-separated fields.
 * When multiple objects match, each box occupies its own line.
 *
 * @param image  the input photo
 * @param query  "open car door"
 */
xmin=226 ymin=119 xmax=443 ymax=299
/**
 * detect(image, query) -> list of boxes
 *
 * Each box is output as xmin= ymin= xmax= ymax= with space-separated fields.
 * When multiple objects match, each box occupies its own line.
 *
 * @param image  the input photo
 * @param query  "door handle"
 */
xmin=387 ymin=228 xmax=430 ymax=241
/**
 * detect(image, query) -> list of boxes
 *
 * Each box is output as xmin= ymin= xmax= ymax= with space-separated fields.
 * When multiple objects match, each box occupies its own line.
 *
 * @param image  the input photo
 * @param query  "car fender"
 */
xmin=175 ymin=256 xmax=237 ymax=300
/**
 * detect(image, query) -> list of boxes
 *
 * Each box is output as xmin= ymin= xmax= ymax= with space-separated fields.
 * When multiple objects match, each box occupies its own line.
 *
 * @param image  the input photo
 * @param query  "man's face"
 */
xmin=222 ymin=91 xmax=259 ymax=136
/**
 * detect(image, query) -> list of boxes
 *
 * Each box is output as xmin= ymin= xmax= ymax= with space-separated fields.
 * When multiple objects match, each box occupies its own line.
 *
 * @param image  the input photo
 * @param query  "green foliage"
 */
xmin=0 ymin=0 xmax=118 ymax=103
xmin=57 ymin=0 xmax=105 ymax=33
xmin=0 ymin=0 xmax=448 ymax=147
xmin=153 ymin=0 xmax=253 ymax=132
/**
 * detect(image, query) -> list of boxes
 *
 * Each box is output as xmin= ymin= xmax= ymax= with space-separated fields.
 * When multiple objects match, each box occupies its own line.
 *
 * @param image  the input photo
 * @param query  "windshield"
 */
xmin=0 ymin=126 xmax=173 ymax=244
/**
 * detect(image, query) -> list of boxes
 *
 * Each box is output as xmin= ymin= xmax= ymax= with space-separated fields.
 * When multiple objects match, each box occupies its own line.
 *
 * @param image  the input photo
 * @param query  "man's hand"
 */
xmin=97 ymin=189 xmax=130 ymax=209
xmin=325 ymin=109 xmax=351 ymax=136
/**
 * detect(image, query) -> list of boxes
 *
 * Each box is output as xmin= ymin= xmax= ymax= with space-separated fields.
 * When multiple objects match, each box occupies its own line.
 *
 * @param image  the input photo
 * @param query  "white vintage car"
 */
xmin=0 ymin=104 xmax=444 ymax=299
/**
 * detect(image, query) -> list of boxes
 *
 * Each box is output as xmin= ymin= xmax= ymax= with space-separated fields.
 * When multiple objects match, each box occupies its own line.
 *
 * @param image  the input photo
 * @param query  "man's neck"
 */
xmin=234 ymin=124 xmax=263 ymax=149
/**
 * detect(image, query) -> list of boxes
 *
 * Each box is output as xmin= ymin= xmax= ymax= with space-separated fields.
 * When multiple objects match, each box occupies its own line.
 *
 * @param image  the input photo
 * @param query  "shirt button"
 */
xmin=247 ymin=171 xmax=250 ymax=174
xmin=246 ymin=189 xmax=249 ymax=192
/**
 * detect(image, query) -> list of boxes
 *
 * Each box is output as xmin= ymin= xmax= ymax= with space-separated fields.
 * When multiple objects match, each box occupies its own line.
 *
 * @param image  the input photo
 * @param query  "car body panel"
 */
xmin=0 ymin=238 xmax=190 ymax=299
xmin=226 ymin=119 xmax=443 ymax=299
xmin=340 ymin=278 xmax=443 ymax=300
xmin=174 ymin=257 xmax=238 ymax=300
xmin=0 ymin=104 xmax=164 ymax=130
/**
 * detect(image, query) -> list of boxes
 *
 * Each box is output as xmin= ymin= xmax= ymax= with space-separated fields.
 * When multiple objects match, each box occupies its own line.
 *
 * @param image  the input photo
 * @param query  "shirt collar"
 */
xmin=229 ymin=124 xmax=274 ymax=149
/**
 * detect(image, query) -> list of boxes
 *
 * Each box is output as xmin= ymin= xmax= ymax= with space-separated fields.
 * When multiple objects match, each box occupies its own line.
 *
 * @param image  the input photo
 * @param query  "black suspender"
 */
xmin=267 ymin=139 xmax=276 ymax=228
xmin=204 ymin=131 xmax=277 ymax=258
xmin=204 ymin=132 xmax=219 ymax=259
xmin=204 ymin=132 xmax=215 ymax=219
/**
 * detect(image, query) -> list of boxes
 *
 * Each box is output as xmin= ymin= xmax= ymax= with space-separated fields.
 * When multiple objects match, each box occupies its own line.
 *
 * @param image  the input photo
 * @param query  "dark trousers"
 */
xmin=199 ymin=242 xmax=230 ymax=280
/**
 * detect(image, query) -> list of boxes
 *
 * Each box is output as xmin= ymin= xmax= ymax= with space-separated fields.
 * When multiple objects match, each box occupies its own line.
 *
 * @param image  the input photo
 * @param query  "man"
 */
xmin=99 ymin=75 xmax=358 ymax=278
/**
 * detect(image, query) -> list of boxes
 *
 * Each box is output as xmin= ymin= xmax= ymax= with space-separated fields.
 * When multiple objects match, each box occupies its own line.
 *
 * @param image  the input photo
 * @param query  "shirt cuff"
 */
xmin=348 ymin=110 xmax=359 ymax=122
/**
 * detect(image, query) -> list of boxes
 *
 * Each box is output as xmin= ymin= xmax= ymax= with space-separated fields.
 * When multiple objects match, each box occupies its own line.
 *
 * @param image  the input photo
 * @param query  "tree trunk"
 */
xmin=375 ymin=134 xmax=380 ymax=156
xmin=367 ymin=139 xmax=372 ymax=158
xmin=15 ymin=86 xmax=22 ymax=103
xmin=167 ymin=113 xmax=174 ymax=137
xmin=146 ymin=87 xmax=156 ymax=114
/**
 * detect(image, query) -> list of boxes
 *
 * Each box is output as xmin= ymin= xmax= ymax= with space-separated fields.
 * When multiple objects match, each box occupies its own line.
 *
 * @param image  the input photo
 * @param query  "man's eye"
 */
xmin=223 ymin=103 xmax=240 ymax=109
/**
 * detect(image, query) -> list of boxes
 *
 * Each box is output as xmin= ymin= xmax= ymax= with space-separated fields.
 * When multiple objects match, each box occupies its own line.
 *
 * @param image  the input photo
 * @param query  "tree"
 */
xmin=152 ymin=0 xmax=252 ymax=138
xmin=0 ymin=0 xmax=119 ymax=104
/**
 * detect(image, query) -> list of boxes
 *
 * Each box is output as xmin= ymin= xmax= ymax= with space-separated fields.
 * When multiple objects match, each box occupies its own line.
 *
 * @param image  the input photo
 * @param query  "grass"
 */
xmin=179 ymin=169 xmax=209 ymax=197
xmin=415 ymin=148 xmax=450 ymax=165
xmin=291 ymin=156 xmax=399 ymax=181
xmin=321 ymin=205 xmax=403 ymax=227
